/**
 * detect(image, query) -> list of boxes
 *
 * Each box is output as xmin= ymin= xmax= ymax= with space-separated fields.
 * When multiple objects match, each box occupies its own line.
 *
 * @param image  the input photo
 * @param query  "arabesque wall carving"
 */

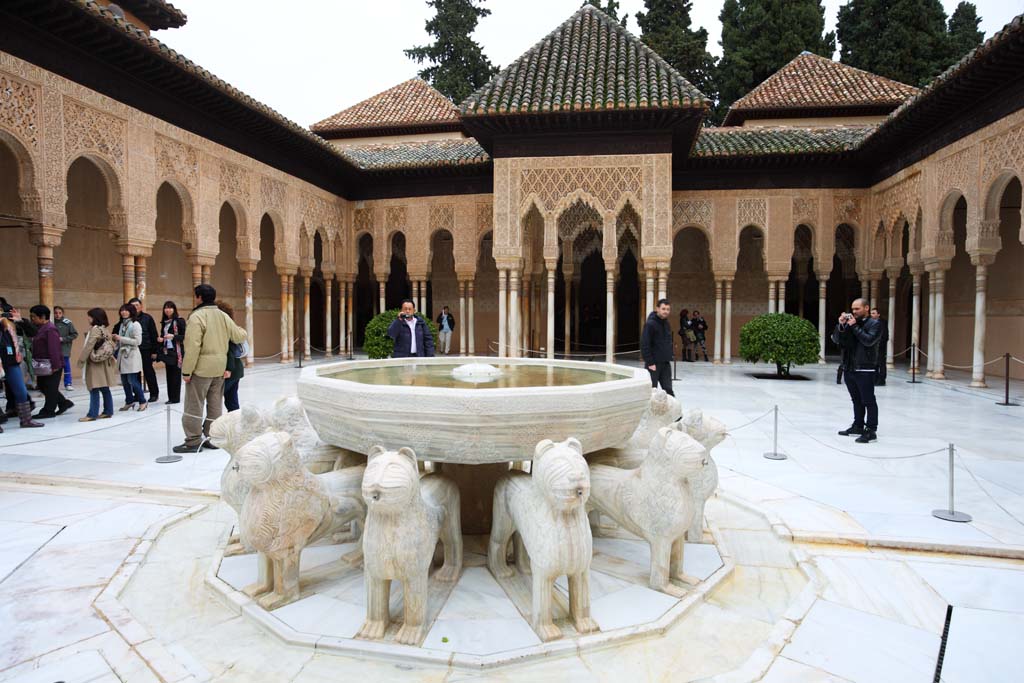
xmin=63 ymin=97 xmax=125 ymax=170
xmin=0 ymin=73 xmax=39 ymax=150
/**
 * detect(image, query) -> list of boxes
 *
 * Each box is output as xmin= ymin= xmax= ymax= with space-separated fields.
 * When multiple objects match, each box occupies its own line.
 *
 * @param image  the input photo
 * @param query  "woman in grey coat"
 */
xmin=112 ymin=303 xmax=147 ymax=411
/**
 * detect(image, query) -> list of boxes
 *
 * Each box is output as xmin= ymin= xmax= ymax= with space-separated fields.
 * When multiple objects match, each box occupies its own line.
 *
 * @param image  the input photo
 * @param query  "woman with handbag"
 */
xmin=678 ymin=308 xmax=696 ymax=362
xmin=159 ymin=301 xmax=186 ymax=404
xmin=112 ymin=303 xmax=147 ymax=412
xmin=77 ymin=308 xmax=118 ymax=421
xmin=28 ymin=305 xmax=74 ymax=419
xmin=0 ymin=306 xmax=42 ymax=429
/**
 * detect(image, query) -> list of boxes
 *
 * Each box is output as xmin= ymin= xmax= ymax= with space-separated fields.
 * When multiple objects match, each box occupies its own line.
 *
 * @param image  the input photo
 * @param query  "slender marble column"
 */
xmin=458 ymin=281 xmax=467 ymax=356
xmin=279 ymin=274 xmax=289 ymax=363
xmin=886 ymin=271 xmax=898 ymax=369
xmin=606 ymin=272 xmax=615 ymax=364
xmin=645 ymin=269 xmax=655 ymax=317
xmin=508 ymin=270 xmax=520 ymax=359
xmin=191 ymin=263 xmax=202 ymax=288
xmin=817 ymin=279 xmax=827 ymax=363
xmin=777 ymin=279 xmax=786 ymax=313
xmin=339 ymin=279 xmax=347 ymax=356
xmin=657 ymin=269 xmax=667 ymax=303
xmin=564 ymin=275 xmax=572 ymax=357
xmin=302 ymin=275 xmax=311 ymax=360
xmin=346 ymin=280 xmax=354 ymax=356
xmin=325 ymin=276 xmax=333 ymax=357
xmin=713 ymin=280 xmax=723 ymax=364
xmin=243 ymin=269 xmax=254 ymax=367
xmin=378 ymin=280 xmax=385 ymax=314
xmin=201 ymin=265 xmax=212 ymax=285
xmin=498 ymin=269 xmax=507 ymax=358
xmin=926 ymin=273 xmax=936 ymax=376
xmin=30 ymin=230 xmax=59 ymax=310
xmin=287 ymin=276 xmax=295 ymax=361
xmin=121 ymin=254 xmax=136 ymax=302
xmin=724 ymin=280 xmax=733 ymax=364
xmin=933 ymin=269 xmax=946 ymax=379
xmin=547 ymin=269 xmax=556 ymax=359
xmin=970 ymin=259 xmax=991 ymax=387
xmin=134 ymin=256 xmax=147 ymax=303
xmin=468 ymin=280 xmax=476 ymax=355
xmin=911 ymin=272 xmax=921 ymax=373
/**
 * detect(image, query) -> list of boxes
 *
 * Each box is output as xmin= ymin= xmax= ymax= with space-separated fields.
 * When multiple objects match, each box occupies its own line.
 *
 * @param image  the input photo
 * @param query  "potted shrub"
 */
xmin=363 ymin=309 xmax=439 ymax=360
xmin=739 ymin=313 xmax=820 ymax=377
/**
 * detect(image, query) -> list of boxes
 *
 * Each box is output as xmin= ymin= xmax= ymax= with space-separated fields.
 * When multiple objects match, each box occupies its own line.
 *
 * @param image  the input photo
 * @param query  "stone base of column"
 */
xmin=969 ymin=379 xmax=988 ymax=388
xmin=713 ymin=359 xmax=722 ymax=365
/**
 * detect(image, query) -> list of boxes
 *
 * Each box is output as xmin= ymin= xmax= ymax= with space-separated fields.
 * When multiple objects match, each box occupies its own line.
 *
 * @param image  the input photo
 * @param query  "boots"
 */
xmin=838 ymin=424 xmax=864 ymax=436
xmin=18 ymin=401 xmax=43 ymax=428
xmin=855 ymin=429 xmax=877 ymax=443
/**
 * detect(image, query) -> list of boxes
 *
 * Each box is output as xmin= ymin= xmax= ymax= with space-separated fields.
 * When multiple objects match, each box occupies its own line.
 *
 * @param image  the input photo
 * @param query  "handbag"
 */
xmin=32 ymin=358 xmax=53 ymax=377
xmin=685 ymin=329 xmax=697 ymax=343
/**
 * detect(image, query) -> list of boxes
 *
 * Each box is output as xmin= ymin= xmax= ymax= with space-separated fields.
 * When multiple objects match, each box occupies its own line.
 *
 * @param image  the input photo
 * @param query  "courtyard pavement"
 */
xmin=1 ymin=356 xmax=1022 ymax=682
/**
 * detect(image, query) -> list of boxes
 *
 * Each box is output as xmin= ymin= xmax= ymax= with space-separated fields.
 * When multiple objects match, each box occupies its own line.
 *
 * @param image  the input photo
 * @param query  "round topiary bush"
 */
xmin=362 ymin=309 xmax=439 ymax=360
xmin=739 ymin=313 xmax=821 ymax=376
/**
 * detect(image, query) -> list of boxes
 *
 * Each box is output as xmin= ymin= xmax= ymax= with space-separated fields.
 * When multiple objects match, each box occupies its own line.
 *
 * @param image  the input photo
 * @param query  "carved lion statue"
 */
xmin=357 ymin=446 xmax=462 ymax=646
xmin=489 ymin=438 xmax=599 ymax=642
xmin=674 ymin=409 xmax=726 ymax=542
xmin=235 ymin=431 xmax=366 ymax=610
xmin=587 ymin=388 xmax=682 ymax=470
xmin=588 ymin=427 xmax=708 ymax=597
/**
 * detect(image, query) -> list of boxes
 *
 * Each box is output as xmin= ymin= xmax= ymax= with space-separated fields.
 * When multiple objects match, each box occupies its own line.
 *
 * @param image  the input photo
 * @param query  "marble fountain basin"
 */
xmin=296 ymin=356 xmax=652 ymax=463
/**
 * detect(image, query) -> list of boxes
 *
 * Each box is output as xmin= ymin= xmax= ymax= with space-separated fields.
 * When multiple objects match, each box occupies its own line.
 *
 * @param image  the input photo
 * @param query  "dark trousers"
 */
xmin=164 ymin=362 xmax=182 ymax=403
xmin=224 ymin=378 xmax=240 ymax=412
xmin=38 ymin=369 xmax=71 ymax=415
xmin=88 ymin=387 xmax=113 ymax=417
xmin=844 ymin=370 xmax=878 ymax=430
xmin=874 ymin=361 xmax=887 ymax=386
xmin=648 ymin=361 xmax=674 ymax=396
xmin=141 ymin=350 xmax=159 ymax=400
xmin=121 ymin=372 xmax=147 ymax=406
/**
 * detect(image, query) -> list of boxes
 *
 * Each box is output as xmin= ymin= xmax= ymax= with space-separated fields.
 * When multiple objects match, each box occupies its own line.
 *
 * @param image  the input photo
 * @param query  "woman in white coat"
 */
xmin=112 ymin=303 xmax=148 ymax=411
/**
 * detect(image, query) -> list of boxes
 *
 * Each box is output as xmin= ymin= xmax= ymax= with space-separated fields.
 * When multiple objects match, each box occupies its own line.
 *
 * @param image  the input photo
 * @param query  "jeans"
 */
xmin=648 ymin=361 xmax=675 ymax=396
xmin=88 ymin=387 xmax=113 ymax=417
xmin=844 ymin=369 xmax=878 ymax=430
xmin=438 ymin=330 xmax=452 ymax=354
xmin=63 ymin=356 xmax=72 ymax=386
xmin=3 ymin=364 xmax=29 ymax=404
xmin=224 ymin=377 xmax=240 ymax=412
xmin=121 ymin=372 xmax=147 ymax=406
xmin=182 ymin=375 xmax=224 ymax=447
xmin=38 ymin=368 xmax=72 ymax=415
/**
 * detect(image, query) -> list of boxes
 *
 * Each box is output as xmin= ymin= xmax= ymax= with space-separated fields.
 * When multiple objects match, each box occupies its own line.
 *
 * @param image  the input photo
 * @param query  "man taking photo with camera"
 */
xmin=387 ymin=299 xmax=435 ymax=359
xmin=831 ymin=298 xmax=882 ymax=443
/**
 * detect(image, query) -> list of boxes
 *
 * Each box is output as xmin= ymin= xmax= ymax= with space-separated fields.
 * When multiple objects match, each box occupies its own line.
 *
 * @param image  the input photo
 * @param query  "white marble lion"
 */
xmin=235 ymin=431 xmax=366 ymax=610
xmin=489 ymin=438 xmax=599 ymax=642
xmin=357 ymin=446 xmax=462 ymax=646
xmin=587 ymin=388 xmax=682 ymax=470
xmin=674 ymin=409 xmax=726 ymax=542
xmin=588 ymin=427 xmax=708 ymax=597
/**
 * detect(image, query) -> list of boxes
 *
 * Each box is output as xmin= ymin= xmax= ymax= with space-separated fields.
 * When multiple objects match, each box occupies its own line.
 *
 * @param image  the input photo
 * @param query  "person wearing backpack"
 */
xmin=216 ymin=300 xmax=245 ymax=412
xmin=77 ymin=307 xmax=118 ymax=421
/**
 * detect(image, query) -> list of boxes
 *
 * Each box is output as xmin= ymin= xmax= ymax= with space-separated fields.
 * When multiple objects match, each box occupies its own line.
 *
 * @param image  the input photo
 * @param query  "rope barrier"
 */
xmin=485 ymin=340 xmax=643 ymax=359
xmin=772 ymin=408 xmax=948 ymax=460
xmin=1011 ymin=356 xmax=1024 ymax=366
xmin=0 ymin=408 xmax=163 ymax=449
xmin=723 ymin=407 xmax=776 ymax=432
xmin=955 ymin=451 xmax=1024 ymax=527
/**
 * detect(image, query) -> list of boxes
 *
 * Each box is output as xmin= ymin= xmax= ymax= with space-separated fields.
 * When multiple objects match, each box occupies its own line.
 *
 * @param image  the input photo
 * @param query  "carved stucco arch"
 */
xmin=66 ymin=152 xmax=126 ymax=237
xmin=155 ymin=178 xmax=197 ymax=253
xmin=260 ymin=210 xmax=288 ymax=269
xmin=214 ymin=197 xmax=249 ymax=263
xmin=737 ymin=224 xmax=766 ymax=270
xmin=0 ymin=128 xmax=41 ymax=218
xmin=983 ymin=170 xmax=1021 ymax=222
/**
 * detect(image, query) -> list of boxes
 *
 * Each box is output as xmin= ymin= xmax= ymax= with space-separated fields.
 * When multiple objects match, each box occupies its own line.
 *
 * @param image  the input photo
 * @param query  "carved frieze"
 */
xmin=737 ymin=198 xmax=766 ymax=229
xmin=155 ymin=134 xmax=198 ymax=190
xmin=792 ymin=197 xmax=819 ymax=226
xmin=429 ymin=204 xmax=455 ymax=233
xmin=0 ymin=73 xmax=39 ymax=149
xmin=521 ymin=165 xmax=643 ymax=214
xmin=672 ymin=199 xmax=712 ymax=230
xmin=63 ymin=97 xmax=125 ymax=168
xmin=219 ymin=161 xmax=250 ymax=203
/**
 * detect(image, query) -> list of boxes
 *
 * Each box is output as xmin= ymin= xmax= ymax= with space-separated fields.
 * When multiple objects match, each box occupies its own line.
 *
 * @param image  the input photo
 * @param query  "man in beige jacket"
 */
xmin=173 ymin=284 xmax=247 ymax=454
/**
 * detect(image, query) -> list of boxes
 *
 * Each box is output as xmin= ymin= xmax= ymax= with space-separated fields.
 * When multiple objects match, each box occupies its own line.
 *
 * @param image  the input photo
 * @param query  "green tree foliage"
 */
xmin=585 ymin=0 xmax=627 ymax=27
xmin=363 ymin=310 xmax=439 ymax=360
xmin=405 ymin=0 xmax=498 ymax=105
xmin=635 ymin=0 xmax=718 ymax=103
xmin=716 ymin=0 xmax=835 ymax=122
xmin=739 ymin=313 xmax=821 ymax=376
xmin=836 ymin=0 xmax=954 ymax=87
xmin=947 ymin=2 xmax=985 ymax=64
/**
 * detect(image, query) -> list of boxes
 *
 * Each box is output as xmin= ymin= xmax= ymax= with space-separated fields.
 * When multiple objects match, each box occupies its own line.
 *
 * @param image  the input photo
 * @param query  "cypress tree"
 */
xmin=584 ymin=0 xmax=627 ymax=27
xmin=837 ymin=0 xmax=950 ymax=87
xmin=405 ymin=0 xmax=498 ymax=104
xmin=635 ymin=0 xmax=718 ymax=103
xmin=717 ymin=0 xmax=835 ymax=121
xmin=947 ymin=2 xmax=985 ymax=64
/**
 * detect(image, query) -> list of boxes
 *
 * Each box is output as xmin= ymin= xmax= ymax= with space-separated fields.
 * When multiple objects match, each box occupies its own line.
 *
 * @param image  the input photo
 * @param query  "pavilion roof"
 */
xmin=460 ymin=4 xmax=708 ymax=117
xmin=692 ymin=125 xmax=874 ymax=158
xmin=338 ymin=139 xmax=490 ymax=172
xmin=723 ymin=52 xmax=919 ymax=126
xmin=116 ymin=0 xmax=187 ymax=30
xmin=311 ymin=79 xmax=461 ymax=138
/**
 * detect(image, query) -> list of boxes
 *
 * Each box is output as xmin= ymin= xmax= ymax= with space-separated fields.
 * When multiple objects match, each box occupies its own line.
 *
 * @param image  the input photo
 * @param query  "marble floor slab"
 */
xmin=940 ymin=607 xmax=1024 ymax=683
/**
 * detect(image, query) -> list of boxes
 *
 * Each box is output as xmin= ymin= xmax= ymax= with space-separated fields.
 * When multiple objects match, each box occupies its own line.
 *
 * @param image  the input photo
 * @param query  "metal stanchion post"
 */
xmin=156 ymin=403 xmax=182 ymax=464
xmin=932 ymin=443 xmax=972 ymax=523
xmin=996 ymin=353 xmax=1019 ymax=406
xmin=907 ymin=342 xmax=919 ymax=384
xmin=763 ymin=404 xmax=787 ymax=460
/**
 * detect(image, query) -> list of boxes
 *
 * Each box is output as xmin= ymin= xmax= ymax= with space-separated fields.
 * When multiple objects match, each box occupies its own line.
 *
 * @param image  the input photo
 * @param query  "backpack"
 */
xmin=90 ymin=331 xmax=116 ymax=363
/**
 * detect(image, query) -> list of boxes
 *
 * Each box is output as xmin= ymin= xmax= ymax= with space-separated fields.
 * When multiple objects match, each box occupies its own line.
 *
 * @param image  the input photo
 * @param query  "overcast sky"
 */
xmin=158 ymin=0 xmax=1022 ymax=128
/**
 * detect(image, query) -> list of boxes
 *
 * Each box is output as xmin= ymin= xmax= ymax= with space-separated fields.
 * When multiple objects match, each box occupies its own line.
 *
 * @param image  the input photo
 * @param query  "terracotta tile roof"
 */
xmin=311 ymin=79 xmax=460 ymax=136
xmin=338 ymin=139 xmax=490 ymax=172
xmin=460 ymin=4 xmax=708 ymax=117
xmin=723 ymin=52 xmax=918 ymax=125
xmin=117 ymin=0 xmax=187 ymax=30
xmin=692 ymin=125 xmax=874 ymax=158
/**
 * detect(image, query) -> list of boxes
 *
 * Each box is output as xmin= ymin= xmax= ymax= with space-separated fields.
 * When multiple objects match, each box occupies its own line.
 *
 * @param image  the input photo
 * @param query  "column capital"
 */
xmin=924 ymin=259 xmax=951 ymax=274
xmin=885 ymin=268 xmax=901 ymax=282
xmin=115 ymin=239 xmax=153 ymax=258
xmin=968 ymin=250 xmax=997 ymax=268
xmin=298 ymin=267 xmax=313 ymax=278
xmin=276 ymin=266 xmax=297 ymax=277
xmin=238 ymin=259 xmax=258 ymax=273
xmin=28 ymin=224 xmax=65 ymax=248
xmin=712 ymin=271 xmax=736 ymax=282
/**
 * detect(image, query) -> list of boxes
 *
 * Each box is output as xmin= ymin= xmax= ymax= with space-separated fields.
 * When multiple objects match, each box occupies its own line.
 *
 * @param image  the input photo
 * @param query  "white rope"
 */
xmin=0 ymin=409 xmax=163 ymax=448
xmin=777 ymin=409 xmax=948 ymax=460
xmin=724 ymin=407 xmax=775 ymax=432
xmin=955 ymin=451 xmax=1024 ymax=527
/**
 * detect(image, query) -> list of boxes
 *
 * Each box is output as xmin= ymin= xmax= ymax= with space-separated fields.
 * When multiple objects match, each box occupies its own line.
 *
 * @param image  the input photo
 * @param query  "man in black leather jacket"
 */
xmin=831 ymin=298 xmax=882 ymax=443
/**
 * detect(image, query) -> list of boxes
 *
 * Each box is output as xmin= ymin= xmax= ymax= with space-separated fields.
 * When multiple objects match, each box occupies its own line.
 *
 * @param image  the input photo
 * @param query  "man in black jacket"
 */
xmin=641 ymin=298 xmax=675 ymax=396
xmin=831 ymin=298 xmax=883 ymax=443
xmin=387 ymin=299 xmax=436 ymax=359
xmin=130 ymin=297 xmax=160 ymax=402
